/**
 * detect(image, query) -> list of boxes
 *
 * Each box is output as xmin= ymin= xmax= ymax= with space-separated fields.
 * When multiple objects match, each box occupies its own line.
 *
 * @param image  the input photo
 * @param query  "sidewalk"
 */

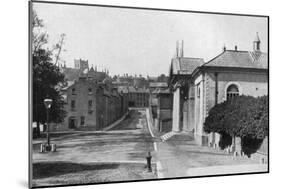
xmin=144 ymin=108 xmax=265 ymax=178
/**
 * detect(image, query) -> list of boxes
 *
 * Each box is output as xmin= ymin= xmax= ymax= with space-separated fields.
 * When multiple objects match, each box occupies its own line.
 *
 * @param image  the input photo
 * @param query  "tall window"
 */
xmin=71 ymin=100 xmax=75 ymax=110
xmin=80 ymin=116 xmax=85 ymax=126
xmin=226 ymin=84 xmax=239 ymax=100
xmin=72 ymin=88 xmax=76 ymax=95
xmin=88 ymin=100 xmax=93 ymax=114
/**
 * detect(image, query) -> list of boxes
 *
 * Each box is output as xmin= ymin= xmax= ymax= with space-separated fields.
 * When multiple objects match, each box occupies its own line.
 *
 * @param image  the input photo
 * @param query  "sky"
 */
xmin=33 ymin=2 xmax=268 ymax=77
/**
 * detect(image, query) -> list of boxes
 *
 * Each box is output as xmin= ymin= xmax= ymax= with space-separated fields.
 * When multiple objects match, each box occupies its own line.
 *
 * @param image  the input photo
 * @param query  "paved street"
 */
xmin=32 ymin=108 xmax=267 ymax=186
xmin=32 ymin=110 xmax=156 ymax=186
xmin=33 ymin=110 xmax=155 ymax=163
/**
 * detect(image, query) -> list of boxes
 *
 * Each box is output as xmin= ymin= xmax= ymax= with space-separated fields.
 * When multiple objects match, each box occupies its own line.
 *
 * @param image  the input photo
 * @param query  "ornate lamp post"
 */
xmin=44 ymin=98 xmax=53 ymax=151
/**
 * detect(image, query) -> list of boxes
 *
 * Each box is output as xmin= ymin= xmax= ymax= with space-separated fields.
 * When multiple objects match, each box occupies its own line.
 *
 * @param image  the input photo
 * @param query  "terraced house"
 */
xmin=52 ymin=59 xmax=129 ymax=131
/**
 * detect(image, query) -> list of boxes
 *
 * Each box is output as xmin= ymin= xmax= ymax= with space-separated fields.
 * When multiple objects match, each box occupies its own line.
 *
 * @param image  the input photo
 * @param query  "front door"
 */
xmin=69 ymin=118 xmax=76 ymax=129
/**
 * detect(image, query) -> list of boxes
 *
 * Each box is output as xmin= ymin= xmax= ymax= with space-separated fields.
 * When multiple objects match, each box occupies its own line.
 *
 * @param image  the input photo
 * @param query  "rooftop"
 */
xmin=203 ymin=50 xmax=268 ymax=69
xmin=171 ymin=57 xmax=205 ymax=75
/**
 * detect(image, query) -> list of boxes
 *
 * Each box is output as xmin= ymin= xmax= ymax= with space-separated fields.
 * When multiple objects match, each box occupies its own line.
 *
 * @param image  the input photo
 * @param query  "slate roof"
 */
xmin=203 ymin=50 xmax=268 ymax=69
xmin=171 ymin=57 xmax=204 ymax=75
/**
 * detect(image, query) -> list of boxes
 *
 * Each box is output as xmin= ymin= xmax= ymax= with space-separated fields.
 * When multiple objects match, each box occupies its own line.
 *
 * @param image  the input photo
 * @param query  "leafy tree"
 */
xmin=204 ymin=95 xmax=268 ymax=140
xmin=32 ymin=9 xmax=66 ymax=136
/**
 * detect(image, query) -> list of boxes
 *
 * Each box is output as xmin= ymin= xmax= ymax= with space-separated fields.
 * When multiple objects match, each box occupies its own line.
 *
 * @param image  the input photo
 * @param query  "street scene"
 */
xmin=32 ymin=109 xmax=266 ymax=187
xmin=31 ymin=1 xmax=269 ymax=188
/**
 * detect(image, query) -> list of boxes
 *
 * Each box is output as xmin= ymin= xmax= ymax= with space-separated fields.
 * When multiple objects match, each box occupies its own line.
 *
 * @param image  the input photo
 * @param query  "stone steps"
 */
xmin=160 ymin=131 xmax=176 ymax=142
xmin=160 ymin=131 xmax=194 ymax=142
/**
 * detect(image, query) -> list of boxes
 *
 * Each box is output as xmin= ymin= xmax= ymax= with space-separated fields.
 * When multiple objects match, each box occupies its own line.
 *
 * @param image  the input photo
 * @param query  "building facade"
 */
xmin=127 ymin=87 xmax=150 ymax=107
xmin=58 ymin=76 xmax=128 ymax=131
xmin=169 ymin=34 xmax=268 ymax=147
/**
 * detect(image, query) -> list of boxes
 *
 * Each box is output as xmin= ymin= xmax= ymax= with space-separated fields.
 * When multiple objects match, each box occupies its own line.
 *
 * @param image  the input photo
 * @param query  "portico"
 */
xmin=169 ymin=41 xmax=204 ymax=134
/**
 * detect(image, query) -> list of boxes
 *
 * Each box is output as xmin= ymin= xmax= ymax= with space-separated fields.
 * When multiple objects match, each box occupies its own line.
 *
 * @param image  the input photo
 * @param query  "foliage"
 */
xmin=33 ymin=49 xmax=66 ymax=124
xmin=204 ymin=95 xmax=268 ymax=139
xmin=32 ymin=9 xmax=66 ymax=127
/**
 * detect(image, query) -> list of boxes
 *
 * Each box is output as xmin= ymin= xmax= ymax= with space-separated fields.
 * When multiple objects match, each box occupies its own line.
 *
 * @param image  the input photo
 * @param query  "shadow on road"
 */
xmin=33 ymin=162 xmax=120 ymax=179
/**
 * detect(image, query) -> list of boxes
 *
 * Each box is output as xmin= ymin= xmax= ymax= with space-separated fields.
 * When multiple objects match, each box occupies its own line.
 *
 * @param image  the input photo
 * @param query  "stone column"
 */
xmin=234 ymin=136 xmax=242 ymax=156
xmin=182 ymin=101 xmax=188 ymax=132
xmin=172 ymin=87 xmax=180 ymax=132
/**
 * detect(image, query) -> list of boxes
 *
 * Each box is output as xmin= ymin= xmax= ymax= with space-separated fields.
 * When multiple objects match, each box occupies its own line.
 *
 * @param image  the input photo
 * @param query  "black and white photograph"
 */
xmin=29 ymin=1 xmax=268 ymax=188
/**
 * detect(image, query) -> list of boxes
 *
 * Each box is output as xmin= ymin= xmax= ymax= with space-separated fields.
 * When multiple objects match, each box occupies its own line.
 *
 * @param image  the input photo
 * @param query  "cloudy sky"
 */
xmin=33 ymin=2 xmax=268 ymax=77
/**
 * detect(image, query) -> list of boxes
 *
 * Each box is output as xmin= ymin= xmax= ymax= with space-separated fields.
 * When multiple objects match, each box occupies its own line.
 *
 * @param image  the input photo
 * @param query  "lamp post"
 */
xmin=44 ymin=98 xmax=53 ymax=151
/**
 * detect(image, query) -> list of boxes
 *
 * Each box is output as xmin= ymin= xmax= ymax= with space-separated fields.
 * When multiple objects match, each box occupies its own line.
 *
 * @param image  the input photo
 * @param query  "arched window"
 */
xmin=226 ymin=84 xmax=239 ymax=100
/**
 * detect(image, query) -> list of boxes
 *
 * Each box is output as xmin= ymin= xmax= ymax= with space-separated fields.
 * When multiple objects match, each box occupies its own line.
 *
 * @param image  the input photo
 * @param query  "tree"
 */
xmin=32 ymin=9 xmax=66 ymax=136
xmin=204 ymin=95 xmax=268 ymax=151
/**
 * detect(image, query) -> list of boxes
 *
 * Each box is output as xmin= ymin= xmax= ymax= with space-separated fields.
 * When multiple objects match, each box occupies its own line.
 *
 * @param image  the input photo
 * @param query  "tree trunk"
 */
xmin=36 ymin=121 xmax=40 ymax=137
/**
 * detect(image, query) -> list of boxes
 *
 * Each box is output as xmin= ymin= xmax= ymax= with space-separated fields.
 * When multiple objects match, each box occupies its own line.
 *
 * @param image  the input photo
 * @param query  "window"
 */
xmin=88 ymin=100 xmax=93 ymax=114
xmin=226 ymin=84 xmax=239 ymax=100
xmin=71 ymin=100 xmax=75 ymax=110
xmin=88 ymin=100 xmax=93 ymax=108
xmin=197 ymin=86 xmax=200 ymax=98
xmin=88 ymin=88 xmax=92 ymax=94
xmin=80 ymin=116 xmax=85 ymax=126
xmin=72 ymin=88 xmax=76 ymax=95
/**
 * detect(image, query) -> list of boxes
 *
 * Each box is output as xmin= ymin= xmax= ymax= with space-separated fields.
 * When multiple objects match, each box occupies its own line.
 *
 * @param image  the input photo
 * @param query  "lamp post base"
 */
xmin=39 ymin=143 xmax=57 ymax=153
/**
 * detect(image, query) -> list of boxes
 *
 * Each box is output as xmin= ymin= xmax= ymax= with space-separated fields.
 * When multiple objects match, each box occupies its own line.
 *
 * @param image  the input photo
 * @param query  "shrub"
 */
xmin=204 ymin=95 xmax=268 ymax=139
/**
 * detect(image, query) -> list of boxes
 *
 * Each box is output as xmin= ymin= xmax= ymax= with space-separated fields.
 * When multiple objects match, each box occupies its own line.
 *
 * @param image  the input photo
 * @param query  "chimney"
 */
xmin=235 ymin=45 xmax=238 ymax=51
xmin=223 ymin=44 xmax=226 ymax=52
xmin=253 ymin=32 xmax=261 ymax=52
xmin=181 ymin=40 xmax=184 ymax=57
xmin=176 ymin=41 xmax=179 ymax=57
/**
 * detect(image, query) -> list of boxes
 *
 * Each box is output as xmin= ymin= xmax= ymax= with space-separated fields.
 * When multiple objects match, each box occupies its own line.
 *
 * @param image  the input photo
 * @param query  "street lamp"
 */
xmin=44 ymin=98 xmax=53 ymax=151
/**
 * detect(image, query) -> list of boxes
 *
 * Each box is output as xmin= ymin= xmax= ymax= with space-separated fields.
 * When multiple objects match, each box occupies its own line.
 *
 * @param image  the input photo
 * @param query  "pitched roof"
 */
xmin=203 ymin=50 xmax=268 ymax=69
xmin=172 ymin=57 xmax=204 ymax=75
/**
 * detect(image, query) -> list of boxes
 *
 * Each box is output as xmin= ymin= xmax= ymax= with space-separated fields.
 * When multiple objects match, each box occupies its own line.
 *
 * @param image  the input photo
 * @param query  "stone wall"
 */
xmin=194 ymin=70 xmax=268 ymax=146
xmin=62 ymin=78 xmax=98 ymax=131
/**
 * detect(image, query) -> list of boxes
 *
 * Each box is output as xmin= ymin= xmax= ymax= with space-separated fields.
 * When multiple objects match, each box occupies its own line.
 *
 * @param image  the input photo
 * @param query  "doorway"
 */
xmin=69 ymin=117 xmax=76 ymax=129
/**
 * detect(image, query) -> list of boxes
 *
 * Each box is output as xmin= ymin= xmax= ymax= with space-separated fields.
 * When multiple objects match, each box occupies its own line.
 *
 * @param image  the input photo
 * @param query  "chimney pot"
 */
xmin=235 ymin=45 xmax=238 ymax=51
xmin=223 ymin=45 xmax=226 ymax=52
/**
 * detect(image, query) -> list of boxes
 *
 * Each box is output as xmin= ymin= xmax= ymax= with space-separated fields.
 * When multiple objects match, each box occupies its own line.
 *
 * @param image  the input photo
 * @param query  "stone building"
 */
xmin=74 ymin=58 xmax=89 ymax=70
xmin=151 ymin=88 xmax=173 ymax=132
xmin=169 ymin=34 xmax=268 ymax=146
xmin=127 ymin=86 xmax=150 ymax=107
xmin=61 ymin=58 xmax=108 ymax=82
xmin=58 ymin=76 xmax=128 ymax=131
xmin=53 ymin=59 xmax=128 ymax=131
xmin=149 ymin=82 xmax=173 ymax=132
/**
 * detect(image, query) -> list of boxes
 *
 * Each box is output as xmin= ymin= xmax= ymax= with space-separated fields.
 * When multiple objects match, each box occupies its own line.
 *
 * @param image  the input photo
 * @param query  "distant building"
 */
xmin=61 ymin=59 xmax=108 ymax=82
xmin=74 ymin=58 xmax=89 ymax=70
xmin=127 ymin=86 xmax=149 ymax=107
